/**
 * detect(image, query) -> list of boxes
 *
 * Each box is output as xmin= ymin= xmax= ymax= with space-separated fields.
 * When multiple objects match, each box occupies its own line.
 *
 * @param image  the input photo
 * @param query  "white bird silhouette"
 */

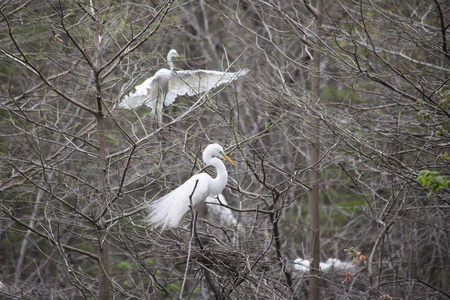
xmin=146 ymin=143 xmax=235 ymax=230
xmin=206 ymin=194 xmax=237 ymax=227
xmin=120 ymin=49 xmax=248 ymax=124
xmin=294 ymin=258 xmax=355 ymax=273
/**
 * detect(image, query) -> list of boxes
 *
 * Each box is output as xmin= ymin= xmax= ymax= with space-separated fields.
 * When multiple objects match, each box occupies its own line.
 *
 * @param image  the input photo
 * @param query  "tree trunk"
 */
xmin=96 ymin=110 xmax=109 ymax=300
xmin=308 ymin=0 xmax=323 ymax=299
xmin=93 ymin=1 xmax=109 ymax=298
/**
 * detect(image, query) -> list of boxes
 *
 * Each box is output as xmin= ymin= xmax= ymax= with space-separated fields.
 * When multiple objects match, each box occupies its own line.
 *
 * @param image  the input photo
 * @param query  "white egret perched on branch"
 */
xmin=146 ymin=143 xmax=235 ymax=230
xmin=119 ymin=49 xmax=249 ymax=124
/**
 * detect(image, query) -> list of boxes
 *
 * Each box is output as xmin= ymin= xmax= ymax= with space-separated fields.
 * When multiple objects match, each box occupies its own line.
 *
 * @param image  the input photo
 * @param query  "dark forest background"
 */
xmin=0 ymin=0 xmax=448 ymax=299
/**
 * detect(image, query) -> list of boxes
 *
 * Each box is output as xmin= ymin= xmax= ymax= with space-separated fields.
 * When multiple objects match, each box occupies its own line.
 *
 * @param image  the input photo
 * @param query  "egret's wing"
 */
xmin=146 ymin=174 xmax=211 ymax=229
xmin=205 ymin=194 xmax=236 ymax=227
xmin=119 ymin=76 xmax=158 ymax=110
xmin=120 ymin=68 xmax=173 ymax=110
xmin=165 ymin=68 xmax=249 ymax=106
xmin=163 ymin=89 xmax=179 ymax=108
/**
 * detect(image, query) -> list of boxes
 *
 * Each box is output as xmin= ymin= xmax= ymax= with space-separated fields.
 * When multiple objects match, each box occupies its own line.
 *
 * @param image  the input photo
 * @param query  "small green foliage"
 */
xmin=321 ymin=85 xmax=359 ymax=103
xmin=436 ymin=153 xmax=448 ymax=162
xmin=417 ymin=110 xmax=430 ymax=121
xmin=342 ymin=247 xmax=366 ymax=284
xmin=344 ymin=247 xmax=366 ymax=266
xmin=118 ymin=261 xmax=130 ymax=270
xmin=344 ymin=246 xmax=355 ymax=254
xmin=417 ymin=170 xmax=450 ymax=197
xmin=0 ymin=143 xmax=7 ymax=154
xmin=437 ymin=90 xmax=450 ymax=109
xmin=166 ymin=282 xmax=181 ymax=294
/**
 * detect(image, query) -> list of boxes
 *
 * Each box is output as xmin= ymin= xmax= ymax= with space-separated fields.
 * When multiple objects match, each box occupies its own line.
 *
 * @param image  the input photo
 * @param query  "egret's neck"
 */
xmin=168 ymin=61 xmax=174 ymax=71
xmin=209 ymin=158 xmax=228 ymax=196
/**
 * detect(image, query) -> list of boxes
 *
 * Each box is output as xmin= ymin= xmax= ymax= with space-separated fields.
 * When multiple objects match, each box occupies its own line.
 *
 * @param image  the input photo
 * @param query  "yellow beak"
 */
xmin=222 ymin=153 xmax=235 ymax=166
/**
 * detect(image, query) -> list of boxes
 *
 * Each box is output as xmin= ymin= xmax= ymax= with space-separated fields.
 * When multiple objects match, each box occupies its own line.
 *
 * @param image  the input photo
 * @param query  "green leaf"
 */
xmin=418 ymin=170 xmax=449 ymax=197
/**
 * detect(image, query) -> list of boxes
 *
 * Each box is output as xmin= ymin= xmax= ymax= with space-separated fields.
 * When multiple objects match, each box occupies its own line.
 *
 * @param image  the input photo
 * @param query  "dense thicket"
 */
xmin=1 ymin=1 xmax=448 ymax=299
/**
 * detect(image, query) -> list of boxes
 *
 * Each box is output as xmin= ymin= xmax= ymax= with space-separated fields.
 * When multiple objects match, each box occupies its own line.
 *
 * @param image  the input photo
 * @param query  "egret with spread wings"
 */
xmin=120 ymin=49 xmax=248 ymax=125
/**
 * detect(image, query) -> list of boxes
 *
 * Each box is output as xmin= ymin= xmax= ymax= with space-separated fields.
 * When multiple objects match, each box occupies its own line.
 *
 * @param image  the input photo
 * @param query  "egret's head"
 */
xmin=167 ymin=49 xmax=180 ymax=61
xmin=204 ymin=143 xmax=235 ymax=166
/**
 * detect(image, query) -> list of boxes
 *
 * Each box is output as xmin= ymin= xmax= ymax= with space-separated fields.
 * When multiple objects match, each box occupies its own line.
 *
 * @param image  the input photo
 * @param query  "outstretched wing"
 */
xmin=164 ymin=68 xmax=249 ymax=106
xmin=119 ymin=76 xmax=158 ymax=110
xmin=120 ymin=68 xmax=249 ymax=109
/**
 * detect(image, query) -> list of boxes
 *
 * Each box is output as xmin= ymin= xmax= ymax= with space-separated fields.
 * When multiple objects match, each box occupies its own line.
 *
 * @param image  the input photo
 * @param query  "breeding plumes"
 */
xmin=146 ymin=143 xmax=235 ymax=230
xmin=119 ymin=49 xmax=249 ymax=124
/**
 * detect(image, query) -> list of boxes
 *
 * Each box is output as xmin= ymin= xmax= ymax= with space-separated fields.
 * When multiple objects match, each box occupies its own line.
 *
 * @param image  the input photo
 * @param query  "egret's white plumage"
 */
xmin=294 ymin=258 xmax=355 ymax=273
xmin=206 ymin=194 xmax=237 ymax=227
xmin=146 ymin=144 xmax=235 ymax=230
xmin=119 ymin=49 xmax=249 ymax=123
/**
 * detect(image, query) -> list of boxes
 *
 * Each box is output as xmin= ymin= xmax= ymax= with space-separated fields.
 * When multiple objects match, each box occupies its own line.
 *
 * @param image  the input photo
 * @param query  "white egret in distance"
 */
xmin=119 ymin=49 xmax=249 ymax=124
xmin=206 ymin=194 xmax=237 ymax=227
xmin=146 ymin=143 xmax=235 ymax=230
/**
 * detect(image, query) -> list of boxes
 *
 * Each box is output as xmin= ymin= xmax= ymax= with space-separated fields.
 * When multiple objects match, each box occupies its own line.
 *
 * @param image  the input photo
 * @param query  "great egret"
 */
xmin=146 ymin=143 xmax=235 ymax=230
xmin=119 ymin=49 xmax=249 ymax=124
xmin=294 ymin=258 xmax=355 ymax=273
xmin=206 ymin=194 xmax=237 ymax=227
